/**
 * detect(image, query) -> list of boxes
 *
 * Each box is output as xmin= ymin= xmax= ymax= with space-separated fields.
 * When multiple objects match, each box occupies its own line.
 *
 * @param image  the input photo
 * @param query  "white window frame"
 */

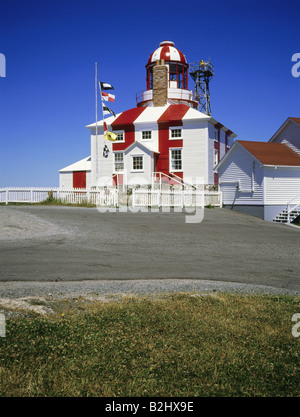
xmin=214 ymin=127 xmax=219 ymax=142
xmin=114 ymin=152 xmax=124 ymax=173
xmin=214 ymin=149 xmax=219 ymax=168
xmin=141 ymin=130 xmax=152 ymax=141
xmin=169 ymin=148 xmax=183 ymax=172
xmin=131 ymin=154 xmax=144 ymax=172
xmin=169 ymin=127 xmax=182 ymax=140
xmin=114 ymin=130 xmax=125 ymax=143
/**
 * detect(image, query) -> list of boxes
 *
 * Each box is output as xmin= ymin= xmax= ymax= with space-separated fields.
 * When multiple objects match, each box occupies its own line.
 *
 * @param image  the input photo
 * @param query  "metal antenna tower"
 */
xmin=189 ymin=59 xmax=214 ymax=115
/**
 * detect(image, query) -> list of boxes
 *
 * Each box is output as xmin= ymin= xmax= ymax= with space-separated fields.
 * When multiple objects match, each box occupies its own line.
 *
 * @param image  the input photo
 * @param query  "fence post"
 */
xmin=5 ymin=188 xmax=8 ymax=205
xmin=132 ymin=189 xmax=135 ymax=208
xmin=30 ymin=188 xmax=33 ymax=203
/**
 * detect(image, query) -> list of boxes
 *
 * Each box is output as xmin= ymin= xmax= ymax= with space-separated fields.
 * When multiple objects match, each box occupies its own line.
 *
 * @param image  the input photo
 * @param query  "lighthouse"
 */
xmin=137 ymin=40 xmax=198 ymax=108
xmin=60 ymin=40 xmax=237 ymax=189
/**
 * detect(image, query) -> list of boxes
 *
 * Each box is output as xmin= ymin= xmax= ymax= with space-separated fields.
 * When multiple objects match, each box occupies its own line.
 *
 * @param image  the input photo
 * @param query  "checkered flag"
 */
xmin=103 ymin=144 xmax=109 ymax=158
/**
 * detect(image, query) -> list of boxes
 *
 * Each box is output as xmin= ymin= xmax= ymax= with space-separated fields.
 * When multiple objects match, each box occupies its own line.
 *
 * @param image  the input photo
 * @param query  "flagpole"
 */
xmin=97 ymin=67 xmax=106 ymax=184
xmin=95 ymin=62 xmax=98 ymax=180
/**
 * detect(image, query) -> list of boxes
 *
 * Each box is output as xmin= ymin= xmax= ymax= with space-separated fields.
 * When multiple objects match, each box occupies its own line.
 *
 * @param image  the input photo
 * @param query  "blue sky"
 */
xmin=0 ymin=0 xmax=299 ymax=186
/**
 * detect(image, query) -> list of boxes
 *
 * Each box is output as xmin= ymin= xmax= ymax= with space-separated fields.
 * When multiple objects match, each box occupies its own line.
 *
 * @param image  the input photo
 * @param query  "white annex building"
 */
xmin=60 ymin=41 xmax=237 ymax=190
xmin=217 ymin=117 xmax=300 ymax=222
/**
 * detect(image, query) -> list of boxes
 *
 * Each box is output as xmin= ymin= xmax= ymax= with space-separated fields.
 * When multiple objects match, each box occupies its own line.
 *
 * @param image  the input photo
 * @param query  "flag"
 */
xmin=103 ymin=144 xmax=110 ymax=158
xmin=101 ymin=91 xmax=115 ymax=102
xmin=100 ymin=81 xmax=114 ymax=90
xmin=103 ymin=120 xmax=117 ymax=141
xmin=105 ymin=131 xmax=118 ymax=141
xmin=102 ymin=103 xmax=116 ymax=117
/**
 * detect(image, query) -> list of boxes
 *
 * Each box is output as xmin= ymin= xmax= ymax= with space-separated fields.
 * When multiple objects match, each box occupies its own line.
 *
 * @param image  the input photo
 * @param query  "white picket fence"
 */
xmin=0 ymin=187 xmax=58 ymax=204
xmin=132 ymin=189 xmax=222 ymax=208
xmin=0 ymin=187 xmax=222 ymax=208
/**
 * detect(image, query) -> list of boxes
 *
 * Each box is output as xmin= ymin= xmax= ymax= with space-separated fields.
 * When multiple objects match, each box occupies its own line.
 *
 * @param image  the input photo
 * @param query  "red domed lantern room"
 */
xmin=137 ymin=40 xmax=198 ymax=108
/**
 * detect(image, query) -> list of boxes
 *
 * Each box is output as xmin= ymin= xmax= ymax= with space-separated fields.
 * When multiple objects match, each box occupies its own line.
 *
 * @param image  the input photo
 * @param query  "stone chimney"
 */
xmin=152 ymin=59 xmax=168 ymax=107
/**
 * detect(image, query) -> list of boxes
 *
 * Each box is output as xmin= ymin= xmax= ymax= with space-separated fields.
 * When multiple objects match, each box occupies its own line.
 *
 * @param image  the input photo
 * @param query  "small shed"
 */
xmin=59 ymin=156 xmax=91 ymax=189
xmin=216 ymin=140 xmax=300 ymax=222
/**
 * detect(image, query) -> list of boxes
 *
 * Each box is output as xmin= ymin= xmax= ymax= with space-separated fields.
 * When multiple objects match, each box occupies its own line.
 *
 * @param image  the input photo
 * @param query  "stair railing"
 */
xmin=287 ymin=191 xmax=300 ymax=223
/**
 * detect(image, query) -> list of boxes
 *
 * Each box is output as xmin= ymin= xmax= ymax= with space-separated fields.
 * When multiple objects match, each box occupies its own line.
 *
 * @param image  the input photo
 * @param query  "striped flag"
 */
xmin=101 ymin=91 xmax=115 ymax=102
xmin=100 ymin=81 xmax=114 ymax=90
xmin=102 ymin=103 xmax=116 ymax=117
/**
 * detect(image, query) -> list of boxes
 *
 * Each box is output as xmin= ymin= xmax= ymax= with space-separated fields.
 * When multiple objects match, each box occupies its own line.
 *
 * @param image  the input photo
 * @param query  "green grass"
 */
xmin=0 ymin=198 xmax=96 ymax=208
xmin=0 ymin=293 xmax=299 ymax=397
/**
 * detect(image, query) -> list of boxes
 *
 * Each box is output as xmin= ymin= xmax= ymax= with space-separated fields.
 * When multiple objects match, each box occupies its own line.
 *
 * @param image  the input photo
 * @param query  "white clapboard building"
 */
xmin=217 ymin=117 xmax=300 ymax=222
xmin=60 ymin=40 xmax=236 ymax=189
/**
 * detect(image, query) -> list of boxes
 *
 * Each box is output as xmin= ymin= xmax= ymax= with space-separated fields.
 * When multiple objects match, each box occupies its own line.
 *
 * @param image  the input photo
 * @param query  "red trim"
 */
xmin=111 ymin=107 xmax=146 ymax=152
xmin=111 ymin=107 xmax=146 ymax=129
xmin=158 ymin=104 xmax=189 ymax=124
xmin=156 ymin=104 xmax=189 ymax=175
xmin=214 ymin=173 xmax=219 ymax=186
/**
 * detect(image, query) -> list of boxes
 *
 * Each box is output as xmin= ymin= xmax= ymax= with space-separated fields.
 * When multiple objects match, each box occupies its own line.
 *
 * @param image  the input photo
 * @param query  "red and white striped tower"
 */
xmin=137 ymin=40 xmax=198 ymax=108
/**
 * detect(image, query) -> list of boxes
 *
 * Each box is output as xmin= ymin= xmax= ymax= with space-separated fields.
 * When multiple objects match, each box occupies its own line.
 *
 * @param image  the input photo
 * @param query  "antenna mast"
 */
xmin=189 ymin=59 xmax=214 ymax=116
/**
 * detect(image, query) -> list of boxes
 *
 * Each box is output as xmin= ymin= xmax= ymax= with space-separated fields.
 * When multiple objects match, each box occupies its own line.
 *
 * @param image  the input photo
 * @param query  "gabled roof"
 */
xmin=216 ymin=140 xmax=300 ymax=172
xmin=290 ymin=117 xmax=300 ymax=126
xmin=86 ymin=104 xmax=236 ymax=136
xmin=124 ymin=140 xmax=159 ymax=154
xmin=237 ymin=140 xmax=300 ymax=166
xmin=269 ymin=116 xmax=300 ymax=142
xmin=59 ymin=156 xmax=91 ymax=172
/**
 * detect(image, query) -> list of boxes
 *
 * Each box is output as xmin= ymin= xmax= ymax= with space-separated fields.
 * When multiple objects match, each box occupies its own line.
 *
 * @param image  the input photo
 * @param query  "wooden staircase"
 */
xmin=273 ymin=208 xmax=300 ymax=223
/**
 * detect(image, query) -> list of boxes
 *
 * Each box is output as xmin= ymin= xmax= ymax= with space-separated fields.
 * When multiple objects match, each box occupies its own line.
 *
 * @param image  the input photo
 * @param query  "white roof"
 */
xmin=59 ymin=156 xmax=91 ymax=172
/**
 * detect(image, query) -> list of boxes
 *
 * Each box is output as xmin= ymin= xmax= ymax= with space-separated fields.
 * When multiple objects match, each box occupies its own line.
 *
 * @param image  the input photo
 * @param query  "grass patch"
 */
xmin=0 ymin=199 xmax=96 ymax=208
xmin=0 ymin=293 xmax=299 ymax=397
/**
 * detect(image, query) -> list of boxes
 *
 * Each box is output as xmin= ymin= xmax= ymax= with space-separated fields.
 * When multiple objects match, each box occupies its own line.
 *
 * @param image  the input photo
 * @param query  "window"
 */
xmin=142 ymin=131 xmax=152 ymax=140
xmin=168 ymin=63 xmax=187 ymax=89
xmin=113 ymin=131 xmax=124 ymax=142
xmin=214 ymin=128 xmax=218 ymax=141
xmin=114 ymin=153 xmax=124 ymax=171
xmin=132 ymin=156 xmax=143 ymax=171
xmin=170 ymin=149 xmax=182 ymax=171
xmin=214 ymin=149 xmax=219 ymax=167
xmin=170 ymin=128 xmax=182 ymax=139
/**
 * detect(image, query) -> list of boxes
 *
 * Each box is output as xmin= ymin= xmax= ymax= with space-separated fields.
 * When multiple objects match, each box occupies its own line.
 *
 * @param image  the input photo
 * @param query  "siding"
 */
xmin=125 ymin=144 xmax=152 ymax=185
xmin=271 ymin=121 xmax=300 ymax=151
xmin=264 ymin=167 xmax=300 ymax=204
xmin=182 ymin=121 xmax=208 ymax=184
xmin=219 ymin=145 xmax=264 ymax=205
xmin=91 ymin=129 xmax=114 ymax=186
xmin=134 ymin=123 xmax=159 ymax=152
xmin=207 ymin=122 xmax=216 ymax=184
